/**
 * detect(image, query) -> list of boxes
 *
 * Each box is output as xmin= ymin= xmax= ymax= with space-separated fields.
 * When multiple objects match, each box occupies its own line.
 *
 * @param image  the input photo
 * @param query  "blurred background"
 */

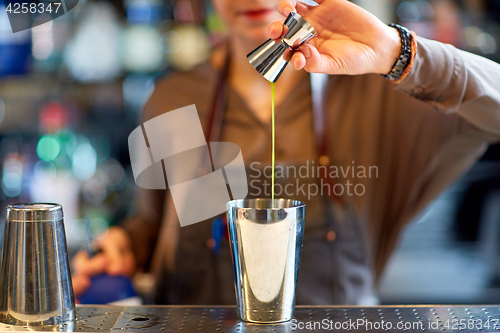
xmin=0 ymin=0 xmax=499 ymax=304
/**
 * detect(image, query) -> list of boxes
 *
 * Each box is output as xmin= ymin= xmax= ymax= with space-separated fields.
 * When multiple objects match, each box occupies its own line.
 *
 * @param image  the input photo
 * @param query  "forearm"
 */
xmin=396 ymin=36 xmax=500 ymax=137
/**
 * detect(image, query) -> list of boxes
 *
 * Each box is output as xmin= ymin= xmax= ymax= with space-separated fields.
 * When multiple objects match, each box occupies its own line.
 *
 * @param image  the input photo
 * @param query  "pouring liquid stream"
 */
xmin=271 ymin=81 xmax=275 ymax=208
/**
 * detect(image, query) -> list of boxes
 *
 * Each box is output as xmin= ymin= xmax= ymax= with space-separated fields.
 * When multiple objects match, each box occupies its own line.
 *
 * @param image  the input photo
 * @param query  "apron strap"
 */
xmin=205 ymin=50 xmax=231 ymax=144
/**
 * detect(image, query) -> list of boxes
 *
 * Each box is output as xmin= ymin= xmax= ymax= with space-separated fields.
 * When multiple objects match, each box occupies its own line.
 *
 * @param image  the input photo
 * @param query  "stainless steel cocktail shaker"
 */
xmin=247 ymin=12 xmax=317 ymax=82
xmin=0 ymin=203 xmax=75 ymax=326
xmin=226 ymin=199 xmax=305 ymax=323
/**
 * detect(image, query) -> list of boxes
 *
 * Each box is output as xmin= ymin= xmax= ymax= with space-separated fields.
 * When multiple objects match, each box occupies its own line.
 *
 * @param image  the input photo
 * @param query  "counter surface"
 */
xmin=0 ymin=305 xmax=499 ymax=332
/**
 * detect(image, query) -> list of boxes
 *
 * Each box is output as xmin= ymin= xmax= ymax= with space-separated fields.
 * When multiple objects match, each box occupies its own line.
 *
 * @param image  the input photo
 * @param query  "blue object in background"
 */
xmin=0 ymin=1 xmax=32 ymax=76
xmin=78 ymin=274 xmax=137 ymax=304
xmin=0 ymin=42 xmax=31 ymax=76
xmin=211 ymin=216 xmax=224 ymax=254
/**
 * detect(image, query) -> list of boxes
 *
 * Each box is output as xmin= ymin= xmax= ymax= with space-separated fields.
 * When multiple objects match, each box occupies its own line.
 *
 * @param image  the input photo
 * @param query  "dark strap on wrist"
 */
xmin=382 ymin=23 xmax=412 ymax=81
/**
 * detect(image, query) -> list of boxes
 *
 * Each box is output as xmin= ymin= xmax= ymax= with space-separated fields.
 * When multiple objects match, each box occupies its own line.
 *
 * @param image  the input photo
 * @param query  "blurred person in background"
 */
xmin=72 ymin=0 xmax=500 ymax=305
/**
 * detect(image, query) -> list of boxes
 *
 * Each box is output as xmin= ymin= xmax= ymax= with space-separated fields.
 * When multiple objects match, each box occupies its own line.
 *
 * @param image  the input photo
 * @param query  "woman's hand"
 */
xmin=268 ymin=0 xmax=402 ymax=75
xmin=72 ymin=226 xmax=136 ymax=299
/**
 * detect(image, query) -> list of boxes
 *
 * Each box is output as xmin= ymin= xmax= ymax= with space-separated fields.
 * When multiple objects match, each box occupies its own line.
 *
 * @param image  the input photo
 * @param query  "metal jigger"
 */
xmin=247 ymin=12 xmax=317 ymax=82
xmin=0 ymin=203 xmax=75 ymax=327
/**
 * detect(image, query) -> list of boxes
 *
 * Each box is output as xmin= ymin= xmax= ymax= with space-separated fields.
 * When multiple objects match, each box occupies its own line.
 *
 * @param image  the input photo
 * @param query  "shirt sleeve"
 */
xmin=395 ymin=36 xmax=500 ymax=137
xmin=354 ymin=37 xmax=500 ymax=276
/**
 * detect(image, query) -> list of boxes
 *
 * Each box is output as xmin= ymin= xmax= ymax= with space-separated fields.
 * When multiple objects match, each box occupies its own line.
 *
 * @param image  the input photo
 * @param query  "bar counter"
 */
xmin=0 ymin=305 xmax=499 ymax=332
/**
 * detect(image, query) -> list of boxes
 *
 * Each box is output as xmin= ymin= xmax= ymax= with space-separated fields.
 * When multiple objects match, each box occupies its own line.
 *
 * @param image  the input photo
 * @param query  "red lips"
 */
xmin=240 ymin=8 xmax=274 ymax=20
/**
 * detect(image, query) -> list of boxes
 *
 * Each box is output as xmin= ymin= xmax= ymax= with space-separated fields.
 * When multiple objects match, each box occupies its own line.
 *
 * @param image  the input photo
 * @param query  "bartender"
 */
xmin=72 ymin=0 xmax=500 ymax=305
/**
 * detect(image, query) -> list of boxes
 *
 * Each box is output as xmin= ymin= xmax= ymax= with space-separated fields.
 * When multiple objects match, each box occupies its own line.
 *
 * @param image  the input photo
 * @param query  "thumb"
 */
xmin=300 ymin=44 xmax=324 ymax=73
xmin=300 ymin=44 xmax=338 ymax=74
xmin=277 ymin=0 xmax=296 ymax=17
xmin=268 ymin=19 xmax=284 ymax=40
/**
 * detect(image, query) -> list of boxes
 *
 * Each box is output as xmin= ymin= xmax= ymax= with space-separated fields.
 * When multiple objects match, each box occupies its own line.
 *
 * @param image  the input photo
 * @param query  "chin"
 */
xmin=235 ymin=26 xmax=270 ymax=46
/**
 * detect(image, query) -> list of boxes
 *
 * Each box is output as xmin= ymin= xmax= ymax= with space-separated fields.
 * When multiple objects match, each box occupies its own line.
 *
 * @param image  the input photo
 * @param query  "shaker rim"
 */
xmin=226 ymin=198 xmax=305 ymax=211
xmin=6 ymin=203 xmax=63 ymax=222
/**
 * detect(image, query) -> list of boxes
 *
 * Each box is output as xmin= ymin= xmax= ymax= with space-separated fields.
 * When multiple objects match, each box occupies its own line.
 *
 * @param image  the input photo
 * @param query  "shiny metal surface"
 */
xmin=0 ymin=203 xmax=75 ymax=326
xmin=0 ymin=306 xmax=498 ymax=332
xmin=247 ymin=12 xmax=317 ymax=83
xmin=6 ymin=203 xmax=64 ymax=222
xmin=226 ymin=199 xmax=306 ymax=323
xmin=282 ymin=12 xmax=317 ymax=48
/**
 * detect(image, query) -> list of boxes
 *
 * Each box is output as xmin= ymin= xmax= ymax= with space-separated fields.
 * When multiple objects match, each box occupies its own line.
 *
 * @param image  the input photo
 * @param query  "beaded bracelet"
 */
xmin=382 ymin=24 xmax=417 ymax=84
xmin=393 ymin=31 xmax=418 ymax=84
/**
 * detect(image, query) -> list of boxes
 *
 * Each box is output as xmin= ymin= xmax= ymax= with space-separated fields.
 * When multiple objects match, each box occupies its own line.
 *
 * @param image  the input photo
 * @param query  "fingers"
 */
xmin=290 ymin=44 xmax=325 ymax=72
xmin=303 ymin=44 xmax=322 ymax=71
xmin=104 ymin=243 xmax=135 ymax=276
xmin=72 ymin=250 xmax=107 ymax=276
xmin=72 ymin=274 xmax=91 ymax=298
xmin=297 ymin=43 xmax=331 ymax=74
xmin=268 ymin=20 xmax=284 ymax=40
xmin=291 ymin=52 xmax=306 ymax=70
xmin=295 ymin=2 xmax=309 ymax=16
xmin=98 ymin=227 xmax=135 ymax=276
xmin=278 ymin=0 xmax=311 ymax=17
xmin=277 ymin=0 xmax=296 ymax=17
xmin=271 ymin=1 xmax=313 ymax=40
xmin=103 ymin=243 xmax=126 ymax=275
xmin=73 ymin=227 xmax=135 ymax=279
xmin=272 ymin=0 xmax=295 ymax=38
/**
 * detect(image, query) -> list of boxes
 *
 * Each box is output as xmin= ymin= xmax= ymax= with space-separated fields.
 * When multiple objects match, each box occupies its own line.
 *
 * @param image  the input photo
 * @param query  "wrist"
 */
xmin=378 ymin=25 xmax=402 ymax=75
xmin=381 ymin=24 xmax=414 ymax=82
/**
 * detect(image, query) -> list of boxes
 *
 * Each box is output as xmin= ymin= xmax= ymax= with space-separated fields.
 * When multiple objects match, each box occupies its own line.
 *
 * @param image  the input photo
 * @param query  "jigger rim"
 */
xmin=6 ymin=203 xmax=63 ymax=222
xmin=226 ymin=198 xmax=305 ymax=210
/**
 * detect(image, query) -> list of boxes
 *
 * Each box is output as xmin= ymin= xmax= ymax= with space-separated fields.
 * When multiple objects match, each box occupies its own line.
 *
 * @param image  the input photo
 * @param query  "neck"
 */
xmin=229 ymin=36 xmax=265 ymax=84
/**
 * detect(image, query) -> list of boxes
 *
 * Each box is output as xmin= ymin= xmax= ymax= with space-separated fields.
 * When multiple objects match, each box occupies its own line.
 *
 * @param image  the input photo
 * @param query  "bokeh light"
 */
xmin=101 ymin=158 xmax=125 ymax=187
xmin=57 ymin=129 xmax=78 ymax=156
xmin=82 ymin=176 xmax=107 ymax=204
xmin=33 ymin=160 xmax=57 ymax=183
xmin=37 ymin=135 xmax=61 ymax=161
xmin=2 ymin=156 xmax=23 ymax=197
xmin=72 ymin=138 xmax=97 ymax=181
xmin=90 ymin=217 xmax=109 ymax=240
